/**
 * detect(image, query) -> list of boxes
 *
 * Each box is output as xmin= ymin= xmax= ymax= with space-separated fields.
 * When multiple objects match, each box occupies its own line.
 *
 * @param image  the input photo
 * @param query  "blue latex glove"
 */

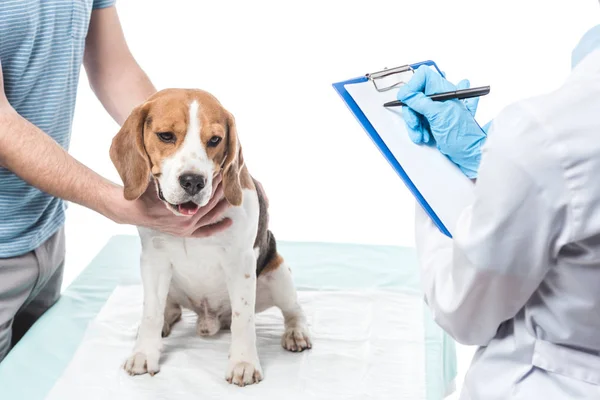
xmin=397 ymin=65 xmax=487 ymax=178
xmin=572 ymin=24 xmax=600 ymax=69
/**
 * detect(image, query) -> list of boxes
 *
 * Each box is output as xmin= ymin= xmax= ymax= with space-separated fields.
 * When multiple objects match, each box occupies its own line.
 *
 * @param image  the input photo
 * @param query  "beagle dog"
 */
xmin=109 ymin=89 xmax=311 ymax=386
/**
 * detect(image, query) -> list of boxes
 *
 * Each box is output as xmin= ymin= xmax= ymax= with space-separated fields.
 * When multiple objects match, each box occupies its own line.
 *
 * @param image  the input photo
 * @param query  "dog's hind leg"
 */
xmin=258 ymin=253 xmax=312 ymax=353
xmin=162 ymin=295 xmax=182 ymax=338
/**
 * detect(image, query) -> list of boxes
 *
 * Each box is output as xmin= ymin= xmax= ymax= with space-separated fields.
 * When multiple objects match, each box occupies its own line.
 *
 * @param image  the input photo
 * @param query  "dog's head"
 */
xmin=110 ymin=89 xmax=244 ymax=215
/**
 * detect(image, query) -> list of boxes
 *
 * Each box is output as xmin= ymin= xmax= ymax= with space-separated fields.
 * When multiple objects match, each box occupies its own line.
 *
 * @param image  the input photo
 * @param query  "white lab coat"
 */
xmin=415 ymin=49 xmax=600 ymax=400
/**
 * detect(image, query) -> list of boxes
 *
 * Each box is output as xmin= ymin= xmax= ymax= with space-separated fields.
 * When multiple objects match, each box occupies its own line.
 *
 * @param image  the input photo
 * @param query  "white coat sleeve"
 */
xmin=415 ymin=104 xmax=569 ymax=346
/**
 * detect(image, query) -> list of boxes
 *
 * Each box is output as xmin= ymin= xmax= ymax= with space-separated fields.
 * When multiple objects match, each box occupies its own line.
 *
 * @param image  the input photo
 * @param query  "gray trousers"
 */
xmin=0 ymin=227 xmax=65 ymax=362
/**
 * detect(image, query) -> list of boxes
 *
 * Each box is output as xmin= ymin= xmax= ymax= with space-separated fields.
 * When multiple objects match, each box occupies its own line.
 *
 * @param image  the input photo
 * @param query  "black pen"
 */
xmin=383 ymin=86 xmax=490 ymax=108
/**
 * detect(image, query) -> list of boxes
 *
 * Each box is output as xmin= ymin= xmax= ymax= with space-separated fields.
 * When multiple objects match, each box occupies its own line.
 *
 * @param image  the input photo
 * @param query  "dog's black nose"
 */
xmin=179 ymin=173 xmax=206 ymax=196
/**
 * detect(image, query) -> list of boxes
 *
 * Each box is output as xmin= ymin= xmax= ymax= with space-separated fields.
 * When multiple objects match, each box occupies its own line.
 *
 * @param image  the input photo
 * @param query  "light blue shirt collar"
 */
xmin=572 ymin=24 xmax=600 ymax=69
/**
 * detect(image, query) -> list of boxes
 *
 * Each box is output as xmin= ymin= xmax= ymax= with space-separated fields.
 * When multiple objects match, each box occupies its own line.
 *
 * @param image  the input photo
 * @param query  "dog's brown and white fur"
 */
xmin=109 ymin=89 xmax=311 ymax=386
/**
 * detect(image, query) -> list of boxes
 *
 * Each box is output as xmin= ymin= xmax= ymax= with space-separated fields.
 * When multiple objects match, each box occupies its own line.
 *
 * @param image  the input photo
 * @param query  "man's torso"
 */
xmin=0 ymin=0 xmax=105 ymax=257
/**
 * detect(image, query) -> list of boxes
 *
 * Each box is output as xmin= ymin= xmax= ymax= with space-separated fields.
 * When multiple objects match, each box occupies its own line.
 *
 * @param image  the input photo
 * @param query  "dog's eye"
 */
xmin=208 ymin=136 xmax=222 ymax=147
xmin=157 ymin=132 xmax=176 ymax=143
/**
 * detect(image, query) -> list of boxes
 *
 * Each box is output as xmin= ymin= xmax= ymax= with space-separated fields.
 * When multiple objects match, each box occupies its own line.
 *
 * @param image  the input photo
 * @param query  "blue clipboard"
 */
xmin=332 ymin=60 xmax=453 ymax=237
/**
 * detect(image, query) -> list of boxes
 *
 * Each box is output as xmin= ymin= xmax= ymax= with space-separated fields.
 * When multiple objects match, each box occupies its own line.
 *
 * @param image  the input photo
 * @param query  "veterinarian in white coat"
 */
xmin=395 ymin=25 xmax=600 ymax=399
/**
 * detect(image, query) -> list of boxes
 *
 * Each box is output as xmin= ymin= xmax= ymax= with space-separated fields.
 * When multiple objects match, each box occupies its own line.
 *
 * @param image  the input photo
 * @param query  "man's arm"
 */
xmin=83 ymin=6 xmax=270 ymax=207
xmin=83 ymin=6 xmax=155 ymax=125
xmin=0 ymin=6 xmax=231 ymax=237
xmin=0 ymin=73 xmax=127 ymax=222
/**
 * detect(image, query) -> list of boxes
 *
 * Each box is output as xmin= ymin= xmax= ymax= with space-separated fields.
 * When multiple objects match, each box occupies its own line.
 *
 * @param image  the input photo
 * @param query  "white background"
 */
xmin=64 ymin=0 xmax=599 ymax=397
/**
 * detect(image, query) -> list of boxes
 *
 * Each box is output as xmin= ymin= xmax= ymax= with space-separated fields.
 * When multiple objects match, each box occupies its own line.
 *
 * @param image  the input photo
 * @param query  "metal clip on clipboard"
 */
xmin=366 ymin=64 xmax=415 ymax=92
xmin=365 ymin=60 xmax=444 ymax=93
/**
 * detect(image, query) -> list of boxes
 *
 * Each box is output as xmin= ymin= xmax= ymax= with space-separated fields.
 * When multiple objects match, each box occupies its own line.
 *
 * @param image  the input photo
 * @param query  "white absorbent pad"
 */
xmin=45 ymin=285 xmax=428 ymax=400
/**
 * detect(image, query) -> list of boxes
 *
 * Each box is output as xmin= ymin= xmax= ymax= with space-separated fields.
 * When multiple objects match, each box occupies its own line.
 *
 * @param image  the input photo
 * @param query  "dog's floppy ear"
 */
xmin=109 ymin=103 xmax=151 ymax=201
xmin=222 ymin=112 xmax=243 ymax=206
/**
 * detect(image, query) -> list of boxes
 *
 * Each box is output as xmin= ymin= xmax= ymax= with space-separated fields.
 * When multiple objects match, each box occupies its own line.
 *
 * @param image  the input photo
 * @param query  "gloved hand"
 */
xmin=396 ymin=65 xmax=487 ymax=179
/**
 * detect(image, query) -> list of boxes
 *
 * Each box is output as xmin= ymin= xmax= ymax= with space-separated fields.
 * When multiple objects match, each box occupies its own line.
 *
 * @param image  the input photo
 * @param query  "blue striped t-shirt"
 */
xmin=0 ymin=0 xmax=115 ymax=258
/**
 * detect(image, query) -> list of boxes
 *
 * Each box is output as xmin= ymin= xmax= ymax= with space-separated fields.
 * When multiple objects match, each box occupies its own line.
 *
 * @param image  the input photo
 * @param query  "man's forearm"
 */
xmin=0 ymin=107 xmax=123 ymax=220
xmin=87 ymin=59 xmax=156 ymax=126
xmin=83 ymin=7 xmax=156 ymax=125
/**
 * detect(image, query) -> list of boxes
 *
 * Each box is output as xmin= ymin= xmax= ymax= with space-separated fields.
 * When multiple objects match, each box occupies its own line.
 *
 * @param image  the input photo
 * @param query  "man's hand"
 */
xmin=109 ymin=174 xmax=233 ymax=238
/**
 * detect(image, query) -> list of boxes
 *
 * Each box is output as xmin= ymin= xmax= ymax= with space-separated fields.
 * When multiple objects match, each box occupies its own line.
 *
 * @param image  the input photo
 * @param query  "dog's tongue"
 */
xmin=178 ymin=201 xmax=199 ymax=216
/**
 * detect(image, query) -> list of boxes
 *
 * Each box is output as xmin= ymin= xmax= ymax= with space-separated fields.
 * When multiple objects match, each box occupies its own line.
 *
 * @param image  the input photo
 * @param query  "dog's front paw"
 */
xmin=225 ymin=360 xmax=263 ymax=387
xmin=123 ymin=348 xmax=161 ymax=376
xmin=282 ymin=326 xmax=312 ymax=352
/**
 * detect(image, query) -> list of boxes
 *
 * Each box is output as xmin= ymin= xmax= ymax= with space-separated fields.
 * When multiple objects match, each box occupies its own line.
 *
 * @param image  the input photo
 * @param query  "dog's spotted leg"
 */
xmin=124 ymin=248 xmax=172 ymax=376
xmin=223 ymin=249 xmax=263 ymax=387
xmin=260 ymin=255 xmax=312 ymax=352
